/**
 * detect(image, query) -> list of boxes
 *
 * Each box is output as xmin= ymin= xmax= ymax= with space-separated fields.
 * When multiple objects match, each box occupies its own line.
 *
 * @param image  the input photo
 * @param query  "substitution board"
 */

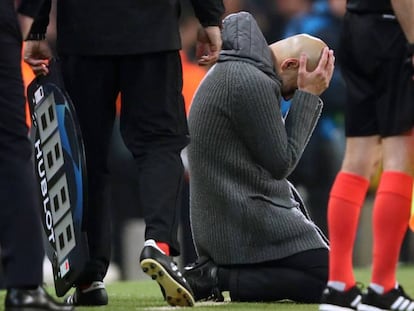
xmin=27 ymin=59 xmax=89 ymax=297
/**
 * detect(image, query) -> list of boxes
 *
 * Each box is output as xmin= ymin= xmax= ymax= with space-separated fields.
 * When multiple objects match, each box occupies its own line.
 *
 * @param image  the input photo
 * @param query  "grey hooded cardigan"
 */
xmin=188 ymin=11 xmax=329 ymax=265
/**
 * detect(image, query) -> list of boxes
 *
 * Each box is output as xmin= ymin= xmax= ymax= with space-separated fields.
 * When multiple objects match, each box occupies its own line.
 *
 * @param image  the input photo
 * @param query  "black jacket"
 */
xmin=347 ymin=0 xmax=393 ymax=14
xmin=0 ymin=0 xmax=44 ymax=37
xmin=17 ymin=0 xmax=46 ymax=18
xmin=31 ymin=0 xmax=224 ymax=56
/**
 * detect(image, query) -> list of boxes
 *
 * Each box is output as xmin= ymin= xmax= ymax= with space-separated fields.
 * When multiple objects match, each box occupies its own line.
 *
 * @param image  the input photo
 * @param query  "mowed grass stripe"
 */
xmin=1 ymin=265 xmax=414 ymax=310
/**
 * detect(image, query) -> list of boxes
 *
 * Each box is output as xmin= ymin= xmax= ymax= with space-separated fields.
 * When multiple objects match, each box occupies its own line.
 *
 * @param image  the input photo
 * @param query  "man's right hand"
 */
xmin=23 ymin=40 xmax=52 ymax=76
xmin=196 ymin=25 xmax=222 ymax=66
xmin=297 ymin=47 xmax=335 ymax=96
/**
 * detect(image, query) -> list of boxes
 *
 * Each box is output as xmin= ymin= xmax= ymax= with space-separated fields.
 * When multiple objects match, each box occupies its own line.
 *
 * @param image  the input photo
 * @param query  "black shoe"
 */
xmin=319 ymin=285 xmax=362 ymax=310
xmin=358 ymin=285 xmax=414 ymax=311
xmin=5 ymin=286 xmax=74 ymax=311
xmin=64 ymin=281 xmax=108 ymax=306
xmin=140 ymin=245 xmax=195 ymax=307
xmin=183 ymin=257 xmax=224 ymax=302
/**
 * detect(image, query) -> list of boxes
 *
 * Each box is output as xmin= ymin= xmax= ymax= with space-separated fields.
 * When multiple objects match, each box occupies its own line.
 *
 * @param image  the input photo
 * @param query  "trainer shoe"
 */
xmin=140 ymin=244 xmax=195 ymax=307
xmin=64 ymin=281 xmax=108 ymax=306
xmin=5 ymin=286 xmax=74 ymax=311
xmin=357 ymin=285 xmax=414 ymax=311
xmin=183 ymin=256 xmax=224 ymax=302
xmin=319 ymin=285 xmax=362 ymax=310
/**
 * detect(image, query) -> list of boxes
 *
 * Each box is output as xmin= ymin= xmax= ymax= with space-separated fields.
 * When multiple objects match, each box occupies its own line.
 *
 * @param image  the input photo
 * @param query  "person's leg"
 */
xmin=357 ymin=119 xmax=414 ymax=311
xmin=0 ymin=35 xmax=43 ymax=290
xmin=326 ymin=10 xmax=383 ymax=291
xmin=368 ymin=46 xmax=414 ymax=294
xmin=320 ymin=138 xmax=376 ymax=311
xmin=119 ymin=51 xmax=188 ymax=256
xmin=370 ymin=134 xmax=414 ymax=293
xmin=119 ymin=51 xmax=192 ymax=307
xmin=0 ymin=15 xmax=73 ymax=311
xmin=223 ymin=248 xmax=328 ymax=303
xmin=327 ymin=136 xmax=378 ymax=290
xmin=61 ymin=56 xmax=119 ymax=297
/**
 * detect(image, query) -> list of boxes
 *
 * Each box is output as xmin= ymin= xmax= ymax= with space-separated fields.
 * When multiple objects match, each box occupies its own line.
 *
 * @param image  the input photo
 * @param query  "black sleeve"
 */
xmin=190 ymin=0 xmax=224 ymax=27
xmin=21 ymin=0 xmax=51 ymax=35
xmin=17 ymin=0 xmax=46 ymax=18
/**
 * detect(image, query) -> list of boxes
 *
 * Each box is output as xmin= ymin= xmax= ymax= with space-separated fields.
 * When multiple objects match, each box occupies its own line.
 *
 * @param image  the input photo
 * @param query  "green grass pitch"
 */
xmin=1 ymin=265 xmax=414 ymax=310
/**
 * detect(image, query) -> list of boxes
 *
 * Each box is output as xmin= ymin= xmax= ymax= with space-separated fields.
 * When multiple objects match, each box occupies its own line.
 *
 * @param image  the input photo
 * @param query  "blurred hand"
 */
xmin=196 ymin=26 xmax=222 ymax=66
xmin=23 ymin=40 xmax=52 ymax=76
xmin=297 ymin=47 xmax=335 ymax=96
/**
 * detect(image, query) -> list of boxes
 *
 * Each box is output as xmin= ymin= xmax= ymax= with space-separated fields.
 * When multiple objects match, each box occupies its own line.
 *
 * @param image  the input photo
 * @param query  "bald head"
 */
xmin=269 ymin=34 xmax=327 ymax=71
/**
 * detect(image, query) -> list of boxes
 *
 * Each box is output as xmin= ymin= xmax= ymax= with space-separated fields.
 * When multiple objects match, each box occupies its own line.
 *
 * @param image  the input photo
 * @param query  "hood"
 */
xmin=219 ymin=11 xmax=278 ymax=81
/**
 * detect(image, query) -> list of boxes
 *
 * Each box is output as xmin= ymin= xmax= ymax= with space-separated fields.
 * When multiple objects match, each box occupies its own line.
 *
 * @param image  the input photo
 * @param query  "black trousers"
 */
xmin=60 ymin=51 xmax=189 ymax=283
xmin=340 ymin=12 xmax=414 ymax=137
xmin=0 ymin=8 xmax=44 ymax=287
xmin=221 ymin=248 xmax=328 ymax=303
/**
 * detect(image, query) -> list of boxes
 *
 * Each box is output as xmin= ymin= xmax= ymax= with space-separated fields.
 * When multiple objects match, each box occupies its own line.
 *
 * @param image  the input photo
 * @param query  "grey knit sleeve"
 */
xmin=232 ymin=68 xmax=322 ymax=179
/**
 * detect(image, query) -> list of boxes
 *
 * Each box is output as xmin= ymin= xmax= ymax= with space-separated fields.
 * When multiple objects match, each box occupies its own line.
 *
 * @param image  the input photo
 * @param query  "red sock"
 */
xmin=328 ymin=172 xmax=370 ymax=289
xmin=156 ymin=242 xmax=170 ymax=256
xmin=372 ymin=171 xmax=412 ymax=292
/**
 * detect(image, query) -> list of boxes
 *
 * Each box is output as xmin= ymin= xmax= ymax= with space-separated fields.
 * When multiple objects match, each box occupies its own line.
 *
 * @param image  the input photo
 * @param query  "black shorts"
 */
xmin=339 ymin=12 xmax=414 ymax=137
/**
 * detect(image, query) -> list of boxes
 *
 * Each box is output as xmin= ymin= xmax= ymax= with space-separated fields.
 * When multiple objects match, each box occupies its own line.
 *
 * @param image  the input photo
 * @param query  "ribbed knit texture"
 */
xmin=188 ymin=12 xmax=328 ymax=265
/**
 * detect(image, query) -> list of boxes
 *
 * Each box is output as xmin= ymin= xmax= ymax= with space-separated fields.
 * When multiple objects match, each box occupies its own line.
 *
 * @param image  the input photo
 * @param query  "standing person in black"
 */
xmin=0 ymin=0 xmax=73 ymax=310
xmin=24 ymin=0 xmax=224 ymax=307
xmin=319 ymin=0 xmax=414 ymax=310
